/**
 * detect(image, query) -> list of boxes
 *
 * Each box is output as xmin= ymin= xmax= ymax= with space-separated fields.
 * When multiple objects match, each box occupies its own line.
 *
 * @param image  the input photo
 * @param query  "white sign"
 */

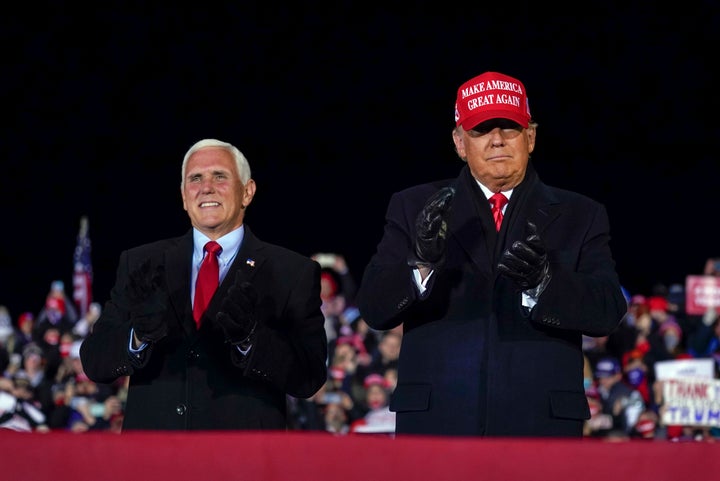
xmin=654 ymin=358 xmax=715 ymax=381
xmin=662 ymin=377 xmax=720 ymax=427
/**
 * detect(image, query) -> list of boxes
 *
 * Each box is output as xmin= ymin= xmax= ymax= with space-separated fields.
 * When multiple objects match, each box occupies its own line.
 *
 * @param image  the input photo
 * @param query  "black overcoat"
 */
xmin=356 ymin=164 xmax=626 ymax=437
xmin=80 ymin=226 xmax=328 ymax=430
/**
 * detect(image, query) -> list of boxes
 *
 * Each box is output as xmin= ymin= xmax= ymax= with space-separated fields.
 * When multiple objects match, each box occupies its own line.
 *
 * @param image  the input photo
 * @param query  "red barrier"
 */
xmin=1 ymin=430 xmax=718 ymax=481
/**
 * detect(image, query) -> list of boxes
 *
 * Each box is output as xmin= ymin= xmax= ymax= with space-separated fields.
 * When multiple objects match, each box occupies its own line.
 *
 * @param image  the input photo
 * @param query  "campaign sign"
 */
xmin=685 ymin=275 xmax=720 ymax=315
xmin=655 ymin=358 xmax=715 ymax=381
xmin=662 ymin=377 xmax=720 ymax=427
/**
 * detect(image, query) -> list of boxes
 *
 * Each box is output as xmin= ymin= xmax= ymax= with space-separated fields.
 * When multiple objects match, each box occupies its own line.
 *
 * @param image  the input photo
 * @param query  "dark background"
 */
xmin=1 ymin=3 xmax=718 ymax=318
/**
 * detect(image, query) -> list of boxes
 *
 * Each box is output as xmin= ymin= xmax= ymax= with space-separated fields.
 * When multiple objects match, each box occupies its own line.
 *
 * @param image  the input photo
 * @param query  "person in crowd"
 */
xmin=9 ymin=312 xmax=35 ymax=358
xmin=658 ymin=318 xmax=685 ymax=359
xmin=0 ymin=372 xmax=49 ymax=432
xmin=594 ymin=356 xmax=645 ymax=438
xmin=49 ymin=340 xmax=121 ymax=431
xmin=666 ymin=283 xmax=687 ymax=332
xmin=323 ymin=399 xmax=351 ymax=435
xmin=349 ymin=373 xmax=396 ymax=435
xmin=313 ymin=252 xmax=358 ymax=353
xmin=66 ymin=374 xmax=123 ymax=432
xmin=631 ymin=408 xmax=659 ymax=440
xmin=702 ymin=257 xmax=720 ymax=277
xmin=328 ymin=337 xmax=363 ymax=399
xmin=80 ymin=138 xmax=328 ymax=431
xmin=32 ymin=300 xmax=70 ymax=382
xmin=582 ymin=332 xmax=614 ymax=369
xmin=583 ymin=355 xmax=612 ymax=437
xmin=72 ymin=302 xmax=102 ymax=338
xmin=629 ymin=295 xmax=680 ymax=408
xmin=312 ymin=252 xmax=358 ymax=307
xmin=353 ymin=329 xmax=402 ymax=393
xmin=0 ymin=306 xmax=13 ymax=374
xmin=35 ymin=280 xmax=79 ymax=326
xmin=15 ymin=343 xmax=54 ymax=414
xmin=355 ymin=71 xmax=626 ymax=437
xmin=286 ymin=389 xmax=328 ymax=432
xmin=621 ymin=348 xmax=652 ymax=406
xmin=287 ymin=375 xmax=357 ymax=433
xmin=688 ymin=305 xmax=720 ymax=362
xmin=348 ymin=311 xmax=382 ymax=361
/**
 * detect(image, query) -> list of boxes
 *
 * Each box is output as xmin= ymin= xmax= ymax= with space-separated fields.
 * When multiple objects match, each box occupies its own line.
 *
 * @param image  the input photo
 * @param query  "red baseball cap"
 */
xmin=46 ymin=296 xmax=66 ymax=314
xmin=647 ymin=296 xmax=668 ymax=312
xmin=454 ymin=71 xmax=531 ymax=130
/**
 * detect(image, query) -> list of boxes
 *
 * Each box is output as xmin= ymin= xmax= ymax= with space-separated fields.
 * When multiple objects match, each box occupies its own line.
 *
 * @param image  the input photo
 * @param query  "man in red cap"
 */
xmin=356 ymin=71 xmax=626 ymax=437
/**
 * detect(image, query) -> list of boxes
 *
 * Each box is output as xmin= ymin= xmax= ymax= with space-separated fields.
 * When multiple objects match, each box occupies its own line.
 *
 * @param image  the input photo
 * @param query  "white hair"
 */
xmin=181 ymin=138 xmax=251 ymax=188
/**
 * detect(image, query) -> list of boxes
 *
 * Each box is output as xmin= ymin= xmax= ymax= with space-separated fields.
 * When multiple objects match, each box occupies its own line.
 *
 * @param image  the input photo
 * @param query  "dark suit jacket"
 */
xmin=356 ymin=164 xmax=626 ymax=437
xmin=80 ymin=226 xmax=328 ymax=430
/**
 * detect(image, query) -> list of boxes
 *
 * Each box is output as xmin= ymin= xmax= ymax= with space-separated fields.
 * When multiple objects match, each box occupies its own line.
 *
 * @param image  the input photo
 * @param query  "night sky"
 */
xmin=2 ymin=4 xmax=718 ymax=319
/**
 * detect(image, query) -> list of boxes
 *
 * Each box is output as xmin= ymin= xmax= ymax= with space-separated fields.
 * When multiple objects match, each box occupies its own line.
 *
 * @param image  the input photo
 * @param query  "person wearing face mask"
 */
xmin=355 ymin=71 xmax=626 ymax=437
xmin=658 ymin=320 xmax=684 ymax=356
xmin=622 ymin=349 xmax=651 ymax=405
xmin=646 ymin=296 xmax=684 ymax=355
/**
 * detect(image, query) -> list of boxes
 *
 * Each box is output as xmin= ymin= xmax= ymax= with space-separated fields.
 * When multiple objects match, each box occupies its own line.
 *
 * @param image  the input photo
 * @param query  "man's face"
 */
xmin=181 ymin=147 xmax=255 ymax=239
xmin=597 ymin=373 xmax=619 ymax=389
xmin=452 ymin=118 xmax=536 ymax=192
xmin=379 ymin=332 xmax=401 ymax=361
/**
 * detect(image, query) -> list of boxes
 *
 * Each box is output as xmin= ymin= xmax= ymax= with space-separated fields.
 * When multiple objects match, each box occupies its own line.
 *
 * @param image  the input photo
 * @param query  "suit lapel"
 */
xmin=447 ymin=164 xmax=562 ymax=274
xmin=202 ymin=225 xmax=266 ymax=323
xmin=448 ymin=166 xmax=496 ymax=274
xmin=162 ymin=227 xmax=269 ymax=338
xmin=165 ymin=230 xmax=195 ymax=337
xmin=508 ymin=179 xmax=562 ymax=243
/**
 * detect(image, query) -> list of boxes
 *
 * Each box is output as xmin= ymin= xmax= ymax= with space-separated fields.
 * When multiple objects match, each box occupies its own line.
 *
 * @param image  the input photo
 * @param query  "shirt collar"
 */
xmin=476 ymin=181 xmax=513 ymax=201
xmin=192 ymin=226 xmax=244 ymax=266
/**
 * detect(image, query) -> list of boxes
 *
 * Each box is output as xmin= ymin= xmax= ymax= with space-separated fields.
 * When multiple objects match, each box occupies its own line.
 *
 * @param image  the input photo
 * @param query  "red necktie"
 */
xmin=489 ymin=193 xmax=508 ymax=231
xmin=193 ymin=241 xmax=222 ymax=326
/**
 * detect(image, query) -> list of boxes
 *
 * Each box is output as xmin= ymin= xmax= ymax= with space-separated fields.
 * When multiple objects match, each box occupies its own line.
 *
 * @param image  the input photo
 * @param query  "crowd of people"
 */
xmin=0 ymin=281 xmax=120 ymax=432
xmin=3 ymin=74 xmax=718 ymax=440
xmin=0 ymin=252 xmax=392 ymax=434
xmin=580 ymin=257 xmax=720 ymax=441
xmin=1 ymin=252 xmax=719 ymax=440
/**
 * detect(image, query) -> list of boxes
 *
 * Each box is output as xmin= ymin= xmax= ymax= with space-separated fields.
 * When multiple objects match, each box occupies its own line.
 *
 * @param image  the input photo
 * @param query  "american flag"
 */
xmin=72 ymin=216 xmax=93 ymax=317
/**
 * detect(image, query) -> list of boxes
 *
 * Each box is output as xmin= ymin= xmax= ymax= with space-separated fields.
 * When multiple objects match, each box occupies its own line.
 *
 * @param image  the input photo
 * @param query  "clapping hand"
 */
xmin=216 ymin=272 xmax=258 ymax=348
xmin=497 ymin=221 xmax=551 ymax=295
xmin=126 ymin=259 xmax=168 ymax=343
xmin=408 ymin=186 xmax=456 ymax=269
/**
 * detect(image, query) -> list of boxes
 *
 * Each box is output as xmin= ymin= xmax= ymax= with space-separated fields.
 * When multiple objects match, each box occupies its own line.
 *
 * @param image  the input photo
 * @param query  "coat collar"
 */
xmin=447 ymin=163 xmax=562 ymax=272
xmin=164 ymin=225 xmax=268 ymax=337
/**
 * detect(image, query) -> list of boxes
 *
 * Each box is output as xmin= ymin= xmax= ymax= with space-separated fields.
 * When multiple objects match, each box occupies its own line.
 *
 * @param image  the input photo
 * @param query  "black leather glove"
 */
xmin=216 ymin=274 xmax=258 ymax=347
xmin=497 ymin=221 xmax=551 ymax=295
xmin=126 ymin=259 xmax=168 ymax=343
xmin=408 ymin=186 xmax=456 ymax=268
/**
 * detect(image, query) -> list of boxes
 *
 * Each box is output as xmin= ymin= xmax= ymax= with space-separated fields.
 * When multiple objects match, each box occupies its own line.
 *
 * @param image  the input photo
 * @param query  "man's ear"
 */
xmin=452 ymin=127 xmax=466 ymax=160
xmin=526 ymin=126 xmax=537 ymax=154
xmin=242 ymin=179 xmax=257 ymax=208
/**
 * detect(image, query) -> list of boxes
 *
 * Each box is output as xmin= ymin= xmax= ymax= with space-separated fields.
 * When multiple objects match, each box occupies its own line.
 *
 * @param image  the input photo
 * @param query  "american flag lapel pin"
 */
xmin=246 ymin=258 xmax=255 ymax=267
